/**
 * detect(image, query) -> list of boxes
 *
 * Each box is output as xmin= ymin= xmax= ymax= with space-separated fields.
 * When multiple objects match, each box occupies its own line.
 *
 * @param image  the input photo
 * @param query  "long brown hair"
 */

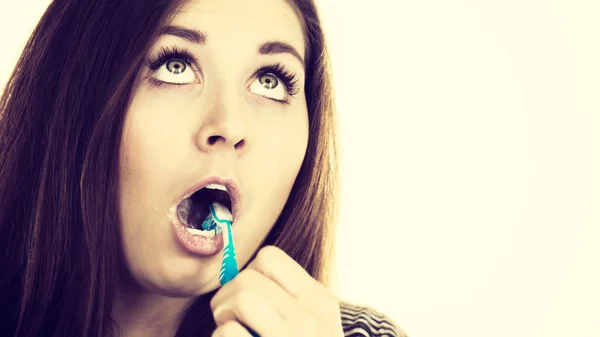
xmin=0 ymin=0 xmax=338 ymax=336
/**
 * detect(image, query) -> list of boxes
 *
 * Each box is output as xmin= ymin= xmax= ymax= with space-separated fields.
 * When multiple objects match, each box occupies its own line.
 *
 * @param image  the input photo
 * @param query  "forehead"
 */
xmin=172 ymin=0 xmax=305 ymax=59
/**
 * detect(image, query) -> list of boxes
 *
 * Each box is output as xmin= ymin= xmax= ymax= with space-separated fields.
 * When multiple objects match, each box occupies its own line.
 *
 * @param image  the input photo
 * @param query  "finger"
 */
xmin=247 ymin=246 xmax=341 ymax=322
xmin=211 ymin=268 xmax=324 ymax=334
xmin=211 ymin=268 xmax=299 ymax=320
xmin=212 ymin=288 xmax=289 ymax=337
xmin=247 ymin=245 xmax=318 ymax=297
xmin=212 ymin=320 xmax=252 ymax=337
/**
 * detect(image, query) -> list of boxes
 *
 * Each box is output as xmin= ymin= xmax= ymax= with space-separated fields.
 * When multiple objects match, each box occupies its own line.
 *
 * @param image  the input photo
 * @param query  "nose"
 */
xmin=195 ymin=94 xmax=247 ymax=153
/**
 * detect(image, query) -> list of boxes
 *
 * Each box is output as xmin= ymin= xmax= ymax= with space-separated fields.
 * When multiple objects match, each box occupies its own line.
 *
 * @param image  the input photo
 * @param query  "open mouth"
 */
xmin=176 ymin=184 xmax=232 ymax=237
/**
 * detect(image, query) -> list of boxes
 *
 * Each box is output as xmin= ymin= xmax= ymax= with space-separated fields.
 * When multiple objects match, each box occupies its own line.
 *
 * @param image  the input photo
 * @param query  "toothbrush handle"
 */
xmin=219 ymin=244 xmax=238 ymax=284
xmin=218 ymin=223 xmax=260 ymax=337
xmin=219 ymin=222 xmax=239 ymax=284
xmin=246 ymin=327 xmax=260 ymax=337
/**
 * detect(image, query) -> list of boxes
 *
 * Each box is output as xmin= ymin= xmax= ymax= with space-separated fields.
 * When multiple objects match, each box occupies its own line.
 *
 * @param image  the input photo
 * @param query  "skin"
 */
xmin=115 ymin=0 xmax=343 ymax=336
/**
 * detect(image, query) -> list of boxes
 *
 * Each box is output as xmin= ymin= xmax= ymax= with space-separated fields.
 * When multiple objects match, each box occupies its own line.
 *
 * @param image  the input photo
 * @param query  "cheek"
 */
xmin=118 ymin=113 xmax=148 ymax=245
xmin=119 ymin=110 xmax=153 ymax=207
xmin=117 ymin=103 xmax=177 ymax=233
xmin=119 ymin=96 xmax=183 ymax=196
xmin=261 ymin=112 xmax=309 ymax=192
xmin=117 ymin=105 xmax=180 ymax=278
xmin=265 ymin=109 xmax=308 ymax=160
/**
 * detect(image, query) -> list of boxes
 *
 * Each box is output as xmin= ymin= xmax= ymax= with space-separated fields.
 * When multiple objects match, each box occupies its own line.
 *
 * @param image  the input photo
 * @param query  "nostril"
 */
xmin=207 ymin=135 xmax=244 ymax=148
xmin=234 ymin=138 xmax=245 ymax=149
xmin=207 ymin=135 xmax=223 ymax=145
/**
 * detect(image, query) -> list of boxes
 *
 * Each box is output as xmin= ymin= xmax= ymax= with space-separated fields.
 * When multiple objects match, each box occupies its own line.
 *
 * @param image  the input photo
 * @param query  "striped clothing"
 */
xmin=340 ymin=302 xmax=408 ymax=337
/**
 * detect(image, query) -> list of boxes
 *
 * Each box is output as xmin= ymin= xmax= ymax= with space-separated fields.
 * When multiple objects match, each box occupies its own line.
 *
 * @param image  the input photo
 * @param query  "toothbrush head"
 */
xmin=200 ymin=215 xmax=217 ymax=231
xmin=200 ymin=202 xmax=232 ymax=234
xmin=209 ymin=202 xmax=233 ymax=226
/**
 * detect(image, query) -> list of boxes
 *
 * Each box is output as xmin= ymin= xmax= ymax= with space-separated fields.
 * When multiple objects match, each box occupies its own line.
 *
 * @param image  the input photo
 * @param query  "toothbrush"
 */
xmin=203 ymin=203 xmax=238 ymax=284
xmin=205 ymin=202 xmax=260 ymax=337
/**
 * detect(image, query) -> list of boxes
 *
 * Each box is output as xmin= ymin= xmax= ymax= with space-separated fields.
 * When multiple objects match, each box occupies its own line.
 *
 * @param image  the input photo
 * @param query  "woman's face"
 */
xmin=118 ymin=0 xmax=308 ymax=297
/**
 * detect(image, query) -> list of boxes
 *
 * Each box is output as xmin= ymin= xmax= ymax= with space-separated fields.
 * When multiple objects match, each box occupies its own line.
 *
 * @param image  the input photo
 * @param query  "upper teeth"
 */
xmin=205 ymin=183 xmax=228 ymax=192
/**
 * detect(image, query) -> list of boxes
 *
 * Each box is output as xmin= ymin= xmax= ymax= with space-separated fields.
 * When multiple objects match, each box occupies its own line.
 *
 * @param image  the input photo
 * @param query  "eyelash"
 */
xmin=145 ymin=46 xmax=301 ymax=104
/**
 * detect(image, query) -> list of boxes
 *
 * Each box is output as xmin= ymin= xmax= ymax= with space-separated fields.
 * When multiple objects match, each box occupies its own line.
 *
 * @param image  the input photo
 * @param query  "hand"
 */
xmin=210 ymin=245 xmax=344 ymax=337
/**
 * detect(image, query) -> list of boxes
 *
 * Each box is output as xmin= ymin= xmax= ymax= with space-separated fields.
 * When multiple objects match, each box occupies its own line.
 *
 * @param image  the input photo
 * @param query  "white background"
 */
xmin=1 ymin=1 xmax=599 ymax=337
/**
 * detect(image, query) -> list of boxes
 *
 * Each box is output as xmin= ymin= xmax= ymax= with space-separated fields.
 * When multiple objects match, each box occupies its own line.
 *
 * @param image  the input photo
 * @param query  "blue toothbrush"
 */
xmin=205 ymin=203 xmax=260 ymax=337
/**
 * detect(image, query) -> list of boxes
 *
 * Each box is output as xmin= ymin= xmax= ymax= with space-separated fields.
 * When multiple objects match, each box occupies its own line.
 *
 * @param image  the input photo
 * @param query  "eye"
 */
xmin=249 ymin=64 xmax=300 ymax=104
xmin=249 ymin=73 xmax=286 ymax=101
xmin=153 ymin=59 xmax=197 ymax=85
xmin=145 ymin=46 xmax=200 ymax=86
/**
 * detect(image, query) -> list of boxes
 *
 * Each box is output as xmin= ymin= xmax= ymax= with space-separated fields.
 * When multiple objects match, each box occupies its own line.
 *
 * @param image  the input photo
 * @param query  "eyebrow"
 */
xmin=160 ymin=25 xmax=207 ymax=44
xmin=258 ymin=41 xmax=305 ymax=69
xmin=159 ymin=25 xmax=305 ymax=68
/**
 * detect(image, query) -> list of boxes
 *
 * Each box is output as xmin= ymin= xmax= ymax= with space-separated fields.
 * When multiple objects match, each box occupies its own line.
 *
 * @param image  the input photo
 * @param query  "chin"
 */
xmin=140 ymin=272 xmax=222 ymax=298
xmin=156 ymin=285 xmax=216 ymax=298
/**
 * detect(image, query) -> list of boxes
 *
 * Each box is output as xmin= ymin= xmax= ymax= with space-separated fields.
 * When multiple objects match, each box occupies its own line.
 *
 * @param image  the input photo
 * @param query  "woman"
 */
xmin=0 ymin=0 xmax=405 ymax=336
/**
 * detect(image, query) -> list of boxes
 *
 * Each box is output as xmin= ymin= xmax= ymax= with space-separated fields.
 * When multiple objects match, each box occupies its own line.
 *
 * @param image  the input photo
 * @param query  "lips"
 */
xmin=173 ymin=176 xmax=241 ymax=225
